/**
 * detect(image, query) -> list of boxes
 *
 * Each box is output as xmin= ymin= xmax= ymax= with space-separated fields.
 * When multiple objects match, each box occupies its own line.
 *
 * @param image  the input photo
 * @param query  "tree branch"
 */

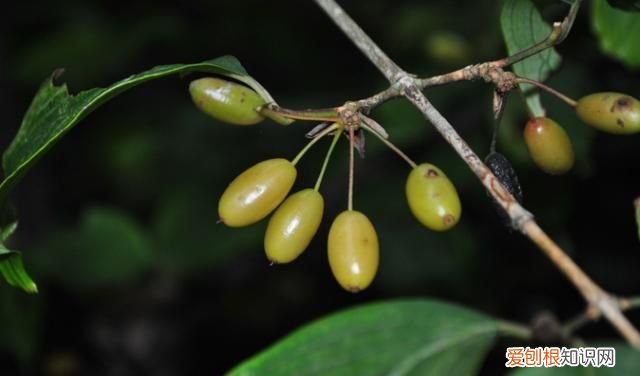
xmin=313 ymin=0 xmax=640 ymax=347
xmin=314 ymin=0 xmax=404 ymax=82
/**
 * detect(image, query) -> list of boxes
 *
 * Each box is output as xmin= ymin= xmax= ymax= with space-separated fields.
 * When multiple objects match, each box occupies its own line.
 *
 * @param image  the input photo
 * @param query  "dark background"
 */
xmin=1 ymin=0 xmax=639 ymax=375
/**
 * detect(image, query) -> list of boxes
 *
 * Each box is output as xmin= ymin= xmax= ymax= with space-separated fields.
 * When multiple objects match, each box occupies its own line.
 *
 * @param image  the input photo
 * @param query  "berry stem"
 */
xmin=348 ymin=126 xmax=355 ymax=211
xmin=314 ymin=127 xmax=343 ymax=192
xmin=360 ymin=122 xmax=417 ymax=168
xmin=260 ymin=105 xmax=340 ymax=122
xmin=291 ymin=123 xmax=339 ymax=166
xmin=515 ymin=77 xmax=578 ymax=108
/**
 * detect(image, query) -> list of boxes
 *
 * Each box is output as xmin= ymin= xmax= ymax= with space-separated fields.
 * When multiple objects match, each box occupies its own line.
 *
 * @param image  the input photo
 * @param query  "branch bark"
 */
xmin=314 ymin=0 xmax=640 ymax=347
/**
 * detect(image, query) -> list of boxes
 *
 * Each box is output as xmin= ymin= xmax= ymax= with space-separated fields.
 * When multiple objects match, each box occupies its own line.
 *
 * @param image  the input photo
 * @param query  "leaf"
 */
xmin=30 ymin=206 xmax=150 ymax=289
xmin=0 ymin=55 xmax=272 ymax=207
xmin=0 ymin=205 xmax=37 ymax=293
xmin=501 ymin=0 xmax=562 ymax=116
xmin=1 ymin=222 xmax=17 ymax=244
xmin=0 ymin=245 xmax=37 ymax=293
xmin=228 ymin=299 xmax=498 ymax=376
xmin=606 ymin=0 xmax=640 ymax=12
xmin=593 ymin=0 xmax=640 ymax=68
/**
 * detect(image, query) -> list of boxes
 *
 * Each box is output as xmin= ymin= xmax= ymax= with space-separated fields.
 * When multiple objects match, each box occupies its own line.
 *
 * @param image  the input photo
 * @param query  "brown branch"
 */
xmin=313 ymin=0 xmax=640 ymax=347
xmin=564 ymin=296 xmax=640 ymax=339
xmin=355 ymin=0 xmax=583 ymax=111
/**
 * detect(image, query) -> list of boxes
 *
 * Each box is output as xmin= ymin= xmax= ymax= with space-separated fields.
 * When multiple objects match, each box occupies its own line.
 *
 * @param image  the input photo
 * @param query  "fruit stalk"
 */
xmin=360 ymin=122 xmax=416 ymax=168
xmin=314 ymin=128 xmax=343 ymax=191
xmin=347 ymin=126 xmax=355 ymax=211
xmin=515 ymin=77 xmax=578 ymax=107
xmin=291 ymin=123 xmax=339 ymax=166
xmin=260 ymin=104 xmax=340 ymax=122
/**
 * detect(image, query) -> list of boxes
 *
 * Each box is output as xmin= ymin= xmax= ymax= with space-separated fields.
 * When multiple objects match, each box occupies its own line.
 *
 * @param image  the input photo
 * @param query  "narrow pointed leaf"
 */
xmin=0 ymin=55 xmax=267 ymax=206
xmin=0 ymin=245 xmax=37 ymax=293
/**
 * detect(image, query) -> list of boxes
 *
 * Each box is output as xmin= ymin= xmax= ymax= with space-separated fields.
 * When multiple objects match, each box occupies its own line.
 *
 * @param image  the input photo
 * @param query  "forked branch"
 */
xmin=314 ymin=0 xmax=640 ymax=347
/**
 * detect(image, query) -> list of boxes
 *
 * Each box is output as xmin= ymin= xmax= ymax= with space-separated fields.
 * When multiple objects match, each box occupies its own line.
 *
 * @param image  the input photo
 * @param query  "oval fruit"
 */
xmin=405 ymin=163 xmax=461 ymax=231
xmin=576 ymin=92 xmax=640 ymax=134
xmin=327 ymin=210 xmax=379 ymax=292
xmin=218 ymin=158 xmax=296 ymax=227
xmin=524 ymin=117 xmax=574 ymax=175
xmin=264 ymin=189 xmax=324 ymax=263
xmin=189 ymin=77 xmax=266 ymax=125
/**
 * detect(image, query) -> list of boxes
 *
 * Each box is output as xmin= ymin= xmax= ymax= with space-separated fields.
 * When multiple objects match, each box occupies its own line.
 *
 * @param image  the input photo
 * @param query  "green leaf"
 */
xmin=0 ymin=55 xmax=271 ymax=207
xmin=0 ymin=205 xmax=37 ymax=293
xmin=1 ymin=222 xmax=17 ymax=243
xmin=30 ymin=206 xmax=150 ymax=289
xmin=501 ymin=0 xmax=562 ymax=116
xmin=228 ymin=299 xmax=498 ymax=376
xmin=593 ymin=0 xmax=640 ymax=68
xmin=0 ymin=205 xmax=17 ymax=242
xmin=0 ymin=245 xmax=37 ymax=293
xmin=606 ymin=0 xmax=640 ymax=12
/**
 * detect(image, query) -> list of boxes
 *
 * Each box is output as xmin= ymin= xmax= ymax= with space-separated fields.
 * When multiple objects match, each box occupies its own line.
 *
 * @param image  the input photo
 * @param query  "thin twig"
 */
xmin=494 ymin=0 xmax=583 ymax=68
xmin=313 ymin=0 xmax=640 ymax=348
xmin=620 ymin=296 xmax=640 ymax=311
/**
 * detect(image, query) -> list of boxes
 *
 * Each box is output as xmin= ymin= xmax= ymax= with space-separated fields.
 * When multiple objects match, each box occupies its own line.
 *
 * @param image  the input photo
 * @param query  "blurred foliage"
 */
xmin=593 ymin=0 xmax=640 ymax=68
xmin=0 ymin=0 xmax=639 ymax=375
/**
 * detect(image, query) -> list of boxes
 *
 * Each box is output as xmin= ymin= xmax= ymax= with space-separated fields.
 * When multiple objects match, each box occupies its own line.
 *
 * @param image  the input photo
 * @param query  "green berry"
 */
xmin=405 ymin=163 xmax=461 ymax=231
xmin=576 ymin=92 xmax=640 ymax=134
xmin=264 ymin=189 xmax=324 ymax=263
xmin=327 ymin=210 xmax=379 ymax=293
xmin=524 ymin=117 xmax=574 ymax=175
xmin=189 ymin=77 xmax=266 ymax=125
xmin=218 ymin=158 xmax=296 ymax=227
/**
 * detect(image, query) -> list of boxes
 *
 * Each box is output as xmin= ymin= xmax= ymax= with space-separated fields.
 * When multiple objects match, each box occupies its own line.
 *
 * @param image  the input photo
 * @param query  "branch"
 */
xmin=496 ymin=0 xmax=583 ymax=68
xmin=313 ymin=0 xmax=640 ymax=348
xmin=414 ymin=0 xmax=583 ymax=89
xmin=563 ymin=296 xmax=640 ymax=339
xmin=314 ymin=0 xmax=404 ymax=82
